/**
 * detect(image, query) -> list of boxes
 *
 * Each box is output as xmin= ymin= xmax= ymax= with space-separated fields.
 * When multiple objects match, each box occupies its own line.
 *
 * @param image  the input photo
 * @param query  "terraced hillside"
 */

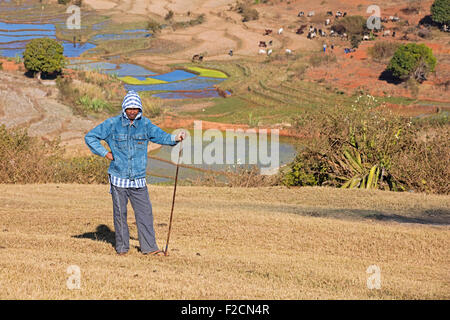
xmin=173 ymin=59 xmax=353 ymax=126
xmin=0 ymin=70 xmax=95 ymax=154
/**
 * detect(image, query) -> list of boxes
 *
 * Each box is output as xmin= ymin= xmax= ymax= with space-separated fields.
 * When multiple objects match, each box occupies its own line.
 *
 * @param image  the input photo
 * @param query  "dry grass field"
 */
xmin=0 ymin=184 xmax=448 ymax=299
xmin=0 ymin=0 xmax=448 ymax=302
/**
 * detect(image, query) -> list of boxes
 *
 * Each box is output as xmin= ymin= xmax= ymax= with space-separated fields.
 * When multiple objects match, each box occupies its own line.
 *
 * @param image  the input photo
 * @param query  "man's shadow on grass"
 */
xmin=72 ymin=224 xmax=116 ymax=248
xmin=73 ymin=224 xmax=141 ymax=249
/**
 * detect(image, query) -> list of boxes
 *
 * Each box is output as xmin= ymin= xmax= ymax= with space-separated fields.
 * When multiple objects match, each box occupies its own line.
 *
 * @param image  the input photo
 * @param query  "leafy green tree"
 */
xmin=23 ymin=38 xmax=66 ymax=79
xmin=387 ymin=43 xmax=437 ymax=82
xmin=431 ymin=0 xmax=450 ymax=25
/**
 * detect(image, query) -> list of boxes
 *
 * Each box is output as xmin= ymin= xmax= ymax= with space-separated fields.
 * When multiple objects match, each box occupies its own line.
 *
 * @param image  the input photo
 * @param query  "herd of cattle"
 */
xmin=295 ymin=10 xmax=403 ymax=40
xmin=191 ymin=9 xmax=409 ymax=61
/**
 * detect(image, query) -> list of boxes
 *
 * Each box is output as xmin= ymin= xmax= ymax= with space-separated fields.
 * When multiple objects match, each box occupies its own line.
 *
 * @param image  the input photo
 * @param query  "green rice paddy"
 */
xmin=118 ymin=76 xmax=167 ymax=85
xmin=186 ymin=66 xmax=228 ymax=78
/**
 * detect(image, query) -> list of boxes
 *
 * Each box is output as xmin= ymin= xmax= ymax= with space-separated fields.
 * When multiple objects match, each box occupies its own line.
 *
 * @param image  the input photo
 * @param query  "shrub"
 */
xmin=387 ymin=43 xmax=437 ymax=83
xmin=247 ymin=112 xmax=259 ymax=127
xmin=333 ymin=15 xmax=367 ymax=37
xmin=140 ymin=96 xmax=163 ymax=118
xmin=23 ymin=38 xmax=66 ymax=79
xmin=172 ymin=14 xmax=205 ymax=30
xmin=368 ymin=41 xmax=400 ymax=61
xmin=56 ymin=71 xmax=123 ymax=116
xmin=391 ymin=121 xmax=449 ymax=194
xmin=0 ymin=125 xmax=109 ymax=184
xmin=14 ymin=54 xmax=22 ymax=64
xmin=78 ymin=95 xmax=111 ymax=113
xmin=235 ymin=1 xmax=259 ymax=22
xmin=282 ymin=96 xmax=450 ymax=194
xmin=52 ymin=155 xmax=110 ymax=184
xmin=401 ymin=6 xmax=420 ymax=15
xmin=0 ymin=125 xmax=60 ymax=183
xmin=431 ymin=0 xmax=450 ymax=25
xmin=147 ymin=20 xmax=162 ymax=33
xmin=242 ymin=8 xmax=259 ymax=22
xmin=192 ymin=14 xmax=205 ymax=25
xmin=165 ymin=10 xmax=174 ymax=21
xmin=417 ymin=28 xmax=433 ymax=39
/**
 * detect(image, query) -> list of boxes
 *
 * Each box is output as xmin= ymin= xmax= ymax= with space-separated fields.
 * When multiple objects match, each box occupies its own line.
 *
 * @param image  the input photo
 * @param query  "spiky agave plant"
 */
xmin=338 ymin=125 xmax=403 ymax=191
xmin=340 ymin=148 xmax=382 ymax=189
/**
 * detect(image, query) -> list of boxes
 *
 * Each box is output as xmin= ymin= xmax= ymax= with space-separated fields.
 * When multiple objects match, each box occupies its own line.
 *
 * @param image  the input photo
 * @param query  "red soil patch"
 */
xmin=425 ymin=43 xmax=450 ymax=55
xmin=0 ymin=58 xmax=20 ymax=72
xmin=306 ymin=37 xmax=450 ymax=102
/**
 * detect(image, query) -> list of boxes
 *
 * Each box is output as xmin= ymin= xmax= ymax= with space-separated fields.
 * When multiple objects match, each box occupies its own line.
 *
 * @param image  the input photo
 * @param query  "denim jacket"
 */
xmin=85 ymin=114 xmax=177 ymax=179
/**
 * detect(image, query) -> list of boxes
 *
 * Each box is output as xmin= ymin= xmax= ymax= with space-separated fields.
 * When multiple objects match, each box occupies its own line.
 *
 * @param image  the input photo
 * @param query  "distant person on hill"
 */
xmin=85 ymin=90 xmax=185 ymax=256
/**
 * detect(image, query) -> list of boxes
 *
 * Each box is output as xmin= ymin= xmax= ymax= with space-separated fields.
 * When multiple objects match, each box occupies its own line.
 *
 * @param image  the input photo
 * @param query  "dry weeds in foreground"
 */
xmin=0 ymin=184 xmax=448 ymax=299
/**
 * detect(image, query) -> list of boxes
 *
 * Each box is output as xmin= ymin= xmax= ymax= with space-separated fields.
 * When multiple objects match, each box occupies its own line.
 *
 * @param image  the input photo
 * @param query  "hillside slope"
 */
xmin=0 ymin=184 xmax=448 ymax=299
xmin=0 ymin=70 xmax=96 ymax=155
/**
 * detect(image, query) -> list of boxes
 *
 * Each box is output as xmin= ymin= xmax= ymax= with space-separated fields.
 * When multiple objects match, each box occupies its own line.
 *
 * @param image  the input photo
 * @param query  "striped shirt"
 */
xmin=109 ymin=175 xmax=147 ymax=189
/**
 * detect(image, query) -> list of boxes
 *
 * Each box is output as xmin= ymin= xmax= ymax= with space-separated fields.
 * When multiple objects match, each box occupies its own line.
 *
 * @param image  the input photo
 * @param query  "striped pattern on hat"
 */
xmin=122 ymin=90 xmax=143 ymax=111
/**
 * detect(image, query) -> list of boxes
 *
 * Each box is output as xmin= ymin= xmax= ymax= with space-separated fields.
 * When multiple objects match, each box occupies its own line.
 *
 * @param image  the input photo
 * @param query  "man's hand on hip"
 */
xmin=105 ymin=152 xmax=114 ymax=161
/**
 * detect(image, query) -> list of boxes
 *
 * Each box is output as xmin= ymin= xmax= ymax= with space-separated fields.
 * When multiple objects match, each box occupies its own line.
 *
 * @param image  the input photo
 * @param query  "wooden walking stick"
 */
xmin=164 ymin=140 xmax=183 ymax=256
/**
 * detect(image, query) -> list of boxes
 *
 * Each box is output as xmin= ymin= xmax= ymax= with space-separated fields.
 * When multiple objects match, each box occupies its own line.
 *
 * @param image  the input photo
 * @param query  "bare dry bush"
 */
xmin=0 ymin=125 xmax=109 ymax=184
xmin=0 ymin=125 xmax=60 ymax=183
xmin=391 ymin=121 xmax=450 ymax=194
xmin=368 ymin=41 xmax=400 ymax=62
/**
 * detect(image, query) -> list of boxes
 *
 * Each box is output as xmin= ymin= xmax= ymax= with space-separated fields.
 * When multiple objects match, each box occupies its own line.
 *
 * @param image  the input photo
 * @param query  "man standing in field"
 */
xmin=85 ymin=90 xmax=185 ymax=256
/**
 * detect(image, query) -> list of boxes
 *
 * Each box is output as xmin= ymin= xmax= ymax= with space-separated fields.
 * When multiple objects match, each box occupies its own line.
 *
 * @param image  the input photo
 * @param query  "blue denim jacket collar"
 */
xmin=121 ymin=113 xmax=141 ymax=128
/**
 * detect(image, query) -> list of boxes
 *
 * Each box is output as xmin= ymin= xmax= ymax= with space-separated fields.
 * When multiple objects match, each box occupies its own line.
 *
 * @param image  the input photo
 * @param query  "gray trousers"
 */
xmin=110 ymin=184 xmax=159 ymax=254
